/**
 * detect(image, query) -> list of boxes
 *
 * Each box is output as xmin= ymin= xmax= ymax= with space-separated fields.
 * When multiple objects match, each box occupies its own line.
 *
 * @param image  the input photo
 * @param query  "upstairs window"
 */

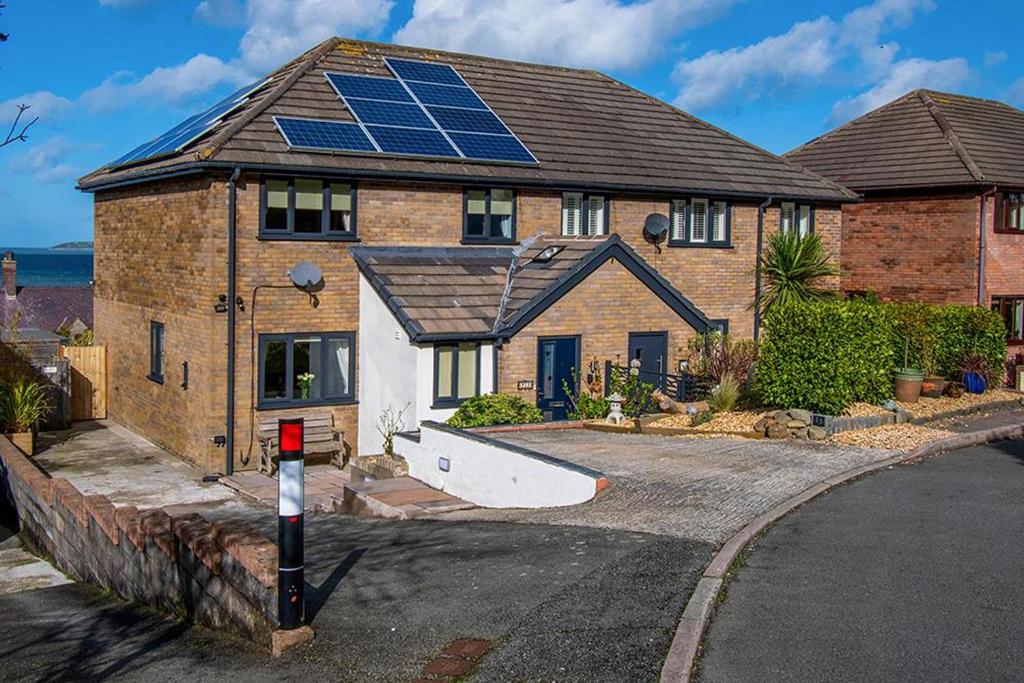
xmin=464 ymin=188 xmax=516 ymax=242
xmin=998 ymin=193 xmax=1023 ymax=233
xmin=780 ymin=202 xmax=814 ymax=237
xmin=992 ymin=296 xmax=1024 ymax=343
xmin=148 ymin=321 xmax=164 ymax=384
xmin=433 ymin=342 xmax=480 ymax=407
xmin=261 ymin=177 xmax=356 ymax=239
xmin=670 ymin=198 xmax=730 ymax=247
xmin=561 ymin=192 xmax=608 ymax=236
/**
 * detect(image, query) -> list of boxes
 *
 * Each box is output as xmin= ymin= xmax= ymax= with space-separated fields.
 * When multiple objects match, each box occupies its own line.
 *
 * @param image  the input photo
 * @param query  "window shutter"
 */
xmin=712 ymin=201 xmax=726 ymax=242
xmin=691 ymin=198 xmax=708 ymax=242
xmin=562 ymin=192 xmax=582 ymax=236
xmin=587 ymin=195 xmax=606 ymax=235
xmin=798 ymin=205 xmax=811 ymax=237
xmin=780 ymin=203 xmax=795 ymax=233
xmin=670 ymin=200 xmax=686 ymax=240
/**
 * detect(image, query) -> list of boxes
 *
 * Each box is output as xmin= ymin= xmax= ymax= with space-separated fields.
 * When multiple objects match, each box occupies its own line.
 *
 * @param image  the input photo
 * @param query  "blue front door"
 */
xmin=537 ymin=337 xmax=579 ymax=421
xmin=628 ymin=331 xmax=668 ymax=391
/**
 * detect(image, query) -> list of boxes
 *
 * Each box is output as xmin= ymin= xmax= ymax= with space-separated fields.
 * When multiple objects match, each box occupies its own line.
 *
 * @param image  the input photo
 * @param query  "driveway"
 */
xmin=445 ymin=430 xmax=895 ymax=543
xmin=697 ymin=439 xmax=1024 ymax=682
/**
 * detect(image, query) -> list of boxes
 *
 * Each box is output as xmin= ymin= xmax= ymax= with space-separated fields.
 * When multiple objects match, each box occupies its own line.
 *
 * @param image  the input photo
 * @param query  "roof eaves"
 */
xmin=917 ymin=90 xmax=987 ymax=184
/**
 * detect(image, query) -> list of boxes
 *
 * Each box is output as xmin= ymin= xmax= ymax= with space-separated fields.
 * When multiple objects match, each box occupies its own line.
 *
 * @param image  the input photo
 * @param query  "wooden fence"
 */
xmin=61 ymin=345 xmax=107 ymax=421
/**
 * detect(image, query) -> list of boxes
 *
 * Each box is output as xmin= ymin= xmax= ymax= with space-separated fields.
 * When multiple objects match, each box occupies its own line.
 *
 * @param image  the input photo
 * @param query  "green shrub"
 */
xmin=756 ymin=299 xmax=897 ymax=415
xmin=921 ymin=304 xmax=1006 ymax=382
xmin=707 ymin=374 xmax=741 ymax=413
xmin=446 ymin=393 xmax=543 ymax=428
xmin=0 ymin=378 xmax=53 ymax=433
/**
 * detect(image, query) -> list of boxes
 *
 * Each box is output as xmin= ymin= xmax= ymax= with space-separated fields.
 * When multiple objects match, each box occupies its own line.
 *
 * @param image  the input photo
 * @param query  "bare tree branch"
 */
xmin=0 ymin=104 xmax=38 ymax=149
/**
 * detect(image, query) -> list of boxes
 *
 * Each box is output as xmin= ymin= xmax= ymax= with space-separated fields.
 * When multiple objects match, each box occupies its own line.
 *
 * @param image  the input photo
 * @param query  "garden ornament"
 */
xmin=607 ymin=392 xmax=625 ymax=425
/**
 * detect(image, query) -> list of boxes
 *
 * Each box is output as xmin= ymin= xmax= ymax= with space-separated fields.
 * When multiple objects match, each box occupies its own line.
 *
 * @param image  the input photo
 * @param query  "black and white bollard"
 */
xmin=277 ymin=417 xmax=305 ymax=630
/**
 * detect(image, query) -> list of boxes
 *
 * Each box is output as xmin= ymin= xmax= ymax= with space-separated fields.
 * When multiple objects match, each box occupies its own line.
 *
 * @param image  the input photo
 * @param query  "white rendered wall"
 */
xmin=357 ymin=275 xmax=418 ymax=455
xmin=395 ymin=422 xmax=603 ymax=508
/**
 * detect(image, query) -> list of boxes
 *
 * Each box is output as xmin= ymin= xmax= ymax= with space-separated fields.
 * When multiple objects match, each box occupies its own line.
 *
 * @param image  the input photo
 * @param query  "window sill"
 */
xmin=258 ymin=233 xmax=360 ymax=242
xmin=257 ymin=398 xmax=357 ymax=411
xmin=668 ymin=242 xmax=734 ymax=249
xmin=147 ymin=374 xmax=164 ymax=385
xmin=993 ymin=229 xmax=1024 ymax=235
xmin=461 ymin=237 xmax=518 ymax=246
xmin=431 ymin=399 xmax=470 ymax=410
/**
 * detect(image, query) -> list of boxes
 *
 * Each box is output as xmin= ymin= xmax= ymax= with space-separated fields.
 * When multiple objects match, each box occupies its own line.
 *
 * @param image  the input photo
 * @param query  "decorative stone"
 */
xmin=793 ymin=427 xmax=810 ymax=439
xmin=789 ymin=409 xmax=812 ymax=424
xmin=786 ymin=420 xmax=808 ymax=429
xmin=753 ymin=417 xmax=771 ymax=433
xmin=766 ymin=424 xmax=790 ymax=439
xmin=807 ymin=426 xmax=827 ymax=440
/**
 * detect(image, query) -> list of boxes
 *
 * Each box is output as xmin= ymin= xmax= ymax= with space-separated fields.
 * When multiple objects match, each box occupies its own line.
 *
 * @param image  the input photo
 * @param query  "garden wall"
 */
xmin=0 ymin=435 xmax=279 ymax=645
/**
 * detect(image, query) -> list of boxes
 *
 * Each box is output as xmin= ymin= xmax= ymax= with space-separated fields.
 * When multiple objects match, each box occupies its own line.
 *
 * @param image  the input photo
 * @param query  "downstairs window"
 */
xmin=259 ymin=332 xmax=355 ymax=407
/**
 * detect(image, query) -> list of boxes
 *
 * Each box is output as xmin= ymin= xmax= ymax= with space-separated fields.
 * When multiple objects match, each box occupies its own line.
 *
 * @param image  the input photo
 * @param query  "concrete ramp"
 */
xmin=394 ymin=422 xmax=608 ymax=509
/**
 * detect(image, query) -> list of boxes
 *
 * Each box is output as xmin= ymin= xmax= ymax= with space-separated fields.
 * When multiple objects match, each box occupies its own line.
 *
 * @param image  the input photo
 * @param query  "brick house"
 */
xmin=786 ymin=90 xmax=1024 ymax=356
xmin=78 ymin=38 xmax=852 ymax=474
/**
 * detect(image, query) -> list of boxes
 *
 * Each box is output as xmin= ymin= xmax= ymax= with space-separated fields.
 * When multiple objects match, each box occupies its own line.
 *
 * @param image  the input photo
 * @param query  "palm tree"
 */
xmin=754 ymin=229 xmax=839 ymax=318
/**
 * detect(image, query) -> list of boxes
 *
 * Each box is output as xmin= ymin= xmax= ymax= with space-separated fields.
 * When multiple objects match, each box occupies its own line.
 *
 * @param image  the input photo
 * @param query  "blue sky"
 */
xmin=2 ymin=0 xmax=1022 ymax=247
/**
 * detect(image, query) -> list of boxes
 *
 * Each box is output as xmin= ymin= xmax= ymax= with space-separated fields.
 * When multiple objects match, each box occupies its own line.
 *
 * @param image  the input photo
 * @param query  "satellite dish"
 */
xmin=643 ymin=213 xmax=670 ymax=250
xmin=288 ymin=261 xmax=325 ymax=293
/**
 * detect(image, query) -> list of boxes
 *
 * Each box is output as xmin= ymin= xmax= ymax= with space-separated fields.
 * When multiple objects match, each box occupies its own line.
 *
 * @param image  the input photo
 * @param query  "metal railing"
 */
xmin=603 ymin=361 xmax=711 ymax=404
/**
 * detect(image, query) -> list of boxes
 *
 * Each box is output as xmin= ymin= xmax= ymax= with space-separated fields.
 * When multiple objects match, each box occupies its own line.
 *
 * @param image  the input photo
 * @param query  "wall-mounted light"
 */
xmin=215 ymin=294 xmax=228 ymax=313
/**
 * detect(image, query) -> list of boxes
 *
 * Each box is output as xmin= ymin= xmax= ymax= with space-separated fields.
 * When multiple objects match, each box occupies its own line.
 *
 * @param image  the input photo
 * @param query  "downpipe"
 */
xmin=977 ymin=185 xmax=997 ymax=307
xmin=226 ymin=167 xmax=241 ymax=476
xmin=753 ymin=196 xmax=773 ymax=341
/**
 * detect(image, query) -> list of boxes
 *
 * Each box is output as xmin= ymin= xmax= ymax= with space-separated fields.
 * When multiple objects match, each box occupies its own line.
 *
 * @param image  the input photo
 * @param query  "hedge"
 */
xmin=446 ymin=393 xmax=543 ymax=428
xmin=757 ymin=300 xmax=1007 ymax=415
xmin=756 ymin=299 xmax=897 ymax=415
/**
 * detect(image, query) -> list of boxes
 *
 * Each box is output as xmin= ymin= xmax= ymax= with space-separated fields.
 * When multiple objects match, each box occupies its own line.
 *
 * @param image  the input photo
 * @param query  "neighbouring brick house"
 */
xmin=786 ymin=89 xmax=1024 ymax=358
xmin=2 ymin=251 xmax=94 ymax=334
xmin=78 ymin=37 xmax=852 ymax=474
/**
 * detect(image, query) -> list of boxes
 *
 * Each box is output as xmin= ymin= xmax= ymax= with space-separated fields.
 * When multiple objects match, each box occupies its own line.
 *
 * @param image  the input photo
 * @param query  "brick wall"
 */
xmin=983 ymin=193 xmax=1024 ymax=304
xmin=0 ymin=435 xmax=278 ymax=645
xmin=840 ymin=193 xmax=980 ymax=304
xmin=95 ymin=172 xmax=843 ymax=468
xmin=497 ymin=258 xmax=702 ymax=401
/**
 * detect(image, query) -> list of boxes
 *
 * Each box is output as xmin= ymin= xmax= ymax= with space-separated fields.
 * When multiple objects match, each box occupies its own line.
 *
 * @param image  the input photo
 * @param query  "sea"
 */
xmin=1 ymin=247 xmax=94 ymax=287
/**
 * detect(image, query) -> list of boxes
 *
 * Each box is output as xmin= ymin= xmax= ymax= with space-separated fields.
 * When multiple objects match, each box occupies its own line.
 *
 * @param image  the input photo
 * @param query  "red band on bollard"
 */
xmin=280 ymin=421 xmax=303 ymax=453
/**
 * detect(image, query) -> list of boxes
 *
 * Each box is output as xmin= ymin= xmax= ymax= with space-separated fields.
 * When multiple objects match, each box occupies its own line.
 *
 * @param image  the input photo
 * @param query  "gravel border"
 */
xmin=659 ymin=419 xmax=1024 ymax=682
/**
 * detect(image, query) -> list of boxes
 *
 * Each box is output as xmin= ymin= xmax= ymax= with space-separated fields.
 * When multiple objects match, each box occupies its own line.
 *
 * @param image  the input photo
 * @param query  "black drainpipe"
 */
xmin=753 ymin=196 xmax=773 ymax=341
xmin=226 ymin=167 xmax=241 ymax=476
xmin=977 ymin=185 xmax=997 ymax=307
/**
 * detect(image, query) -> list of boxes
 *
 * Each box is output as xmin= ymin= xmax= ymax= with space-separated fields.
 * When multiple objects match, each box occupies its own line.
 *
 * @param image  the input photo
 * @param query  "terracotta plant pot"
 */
xmin=9 ymin=431 xmax=34 ymax=456
xmin=920 ymin=375 xmax=947 ymax=399
xmin=894 ymin=368 xmax=924 ymax=403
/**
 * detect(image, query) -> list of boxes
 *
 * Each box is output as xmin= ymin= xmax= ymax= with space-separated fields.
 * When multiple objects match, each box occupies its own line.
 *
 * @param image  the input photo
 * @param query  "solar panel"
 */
xmin=405 ymin=81 xmax=487 ymax=110
xmin=109 ymin=79 xmax=268 ymax=168
xmin=275 ymin=117 xmax=377 ymax=152
xmin=346 ymin=99 xmax=435 ymax=128
xmin=385 ymin=58 xmax=464 ymax=86
xmin=326 ymin=73 xmax=413 ymax=102
xmin=448 ymin=132 xmax=536 ymax=163
xmin=364 ymin=125 xmax=459 ymax=157
xmin=426 ymin=106 xmax=508 ymax=135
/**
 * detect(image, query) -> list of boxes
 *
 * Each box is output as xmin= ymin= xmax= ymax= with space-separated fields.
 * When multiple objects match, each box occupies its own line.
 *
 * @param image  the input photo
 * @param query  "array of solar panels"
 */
xmin=108 ymin=79 xmax=269 ymax=168
xmin=274 ymin=58 xmax=538 ymax=165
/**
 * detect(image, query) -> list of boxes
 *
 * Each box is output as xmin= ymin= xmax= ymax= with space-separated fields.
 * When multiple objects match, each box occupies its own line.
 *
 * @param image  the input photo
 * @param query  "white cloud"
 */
xmin=830 ymin=57 xmax=970 ymax=121
xmin=393 ymin=0 xmax=733 ymax=71
xmin=78 ymin=54 xmax=243 ymax=111
xmin=0 ymin=91 xmax=74 ymax=126
xmin=672 ymin=0 xmax=946 ymax=113
xmin=9 ymin=137 xmax=79 ymax=184
xmin=239 ymin=0 xmax=393 ymax=73
xmin=98 ymin=0 xmax=156 ymax=7
xmin=194 ymin=0 xmax=245 ymax=26
xmin=673 ymin=17 xmax=836 ymax=110
xmin=1005 ymin=77 xmax=1024 ymax=106
xmin=984 ymin=50 xmax=1007 ymax=67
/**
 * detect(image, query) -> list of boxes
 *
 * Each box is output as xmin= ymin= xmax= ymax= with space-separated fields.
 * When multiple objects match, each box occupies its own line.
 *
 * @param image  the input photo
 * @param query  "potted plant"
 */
xmin=894 ymin=338 xmax=924 ymax=403
xmin=958 ymin=353 xmax=990 ymax=394
xmin=919 ymin=341 xmax=946 ymax=398
xmin=0 ymin=378 xmax=53 ymax=456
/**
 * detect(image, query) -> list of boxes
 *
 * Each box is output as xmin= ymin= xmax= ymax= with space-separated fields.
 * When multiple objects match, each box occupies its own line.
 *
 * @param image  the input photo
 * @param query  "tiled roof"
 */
xmin=352 ymin=234 xmax=711 ymax=342
xmin=785 ymin=90 xmax=1024 ymax=192
xmin=79 ymin=38 xmax=854 ymax=202
xmin=1 ymin=286 xmax=94 ymax=333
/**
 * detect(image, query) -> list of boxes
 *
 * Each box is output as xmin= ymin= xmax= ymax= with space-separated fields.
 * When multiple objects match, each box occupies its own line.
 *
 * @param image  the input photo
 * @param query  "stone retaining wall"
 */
xmin=0 ymin=436 xmax=279 ymax=645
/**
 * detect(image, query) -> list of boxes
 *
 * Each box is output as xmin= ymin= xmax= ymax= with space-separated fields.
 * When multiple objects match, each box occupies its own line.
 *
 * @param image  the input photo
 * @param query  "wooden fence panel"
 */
xmin=61 ymin=345 xmax=107 ymax=421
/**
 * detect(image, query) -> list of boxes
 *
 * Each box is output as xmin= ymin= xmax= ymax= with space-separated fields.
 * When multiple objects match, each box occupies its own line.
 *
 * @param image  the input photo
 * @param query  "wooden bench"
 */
xmin=257 ymin=413 xmax=344 ymax=475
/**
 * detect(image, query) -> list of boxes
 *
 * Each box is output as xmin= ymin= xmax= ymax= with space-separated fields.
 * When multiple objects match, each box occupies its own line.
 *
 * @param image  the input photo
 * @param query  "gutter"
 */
xmin=977 ymin=185 xmax=998 ymax=307
xmin=78 ymin=160 xmax=858 ymax=205
xmin=753 ymin=196 xmax=773 ymax=340
xmin=226 ymin=167 xmax=241 ymax=476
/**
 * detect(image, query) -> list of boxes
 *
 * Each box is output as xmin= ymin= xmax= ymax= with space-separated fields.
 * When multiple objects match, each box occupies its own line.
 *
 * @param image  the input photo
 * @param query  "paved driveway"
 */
xmin=698 ymin=439 xmax=1024 ymax=682
xmin=445 ymin=430 xmax=895 ymax=543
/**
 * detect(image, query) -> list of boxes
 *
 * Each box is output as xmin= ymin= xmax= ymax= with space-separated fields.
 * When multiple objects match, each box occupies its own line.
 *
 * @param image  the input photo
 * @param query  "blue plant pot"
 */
xmin=963 ymin=371 xmax=987 ymax=394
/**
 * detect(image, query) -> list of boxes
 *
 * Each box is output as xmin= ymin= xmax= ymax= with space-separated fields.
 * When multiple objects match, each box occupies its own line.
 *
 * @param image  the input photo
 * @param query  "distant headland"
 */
xmin=51 ymin=241 xmax=94 ymax=250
